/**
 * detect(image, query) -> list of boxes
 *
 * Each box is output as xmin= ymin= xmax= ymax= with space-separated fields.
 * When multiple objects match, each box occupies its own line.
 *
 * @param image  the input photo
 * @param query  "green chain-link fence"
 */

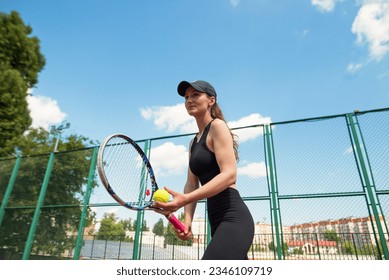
xmin=0 ymin=108 xmax=388 ymax=260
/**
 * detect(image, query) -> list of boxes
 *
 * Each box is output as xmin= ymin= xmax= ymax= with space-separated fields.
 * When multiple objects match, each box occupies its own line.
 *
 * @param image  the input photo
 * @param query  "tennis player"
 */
xmin=154 ymin=80 xmax=254 ymax=260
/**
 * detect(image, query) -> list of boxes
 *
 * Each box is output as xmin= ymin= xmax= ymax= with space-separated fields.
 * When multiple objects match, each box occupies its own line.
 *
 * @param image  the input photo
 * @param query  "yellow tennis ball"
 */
xmin=153 ymin=189 xmax=170 ymax=203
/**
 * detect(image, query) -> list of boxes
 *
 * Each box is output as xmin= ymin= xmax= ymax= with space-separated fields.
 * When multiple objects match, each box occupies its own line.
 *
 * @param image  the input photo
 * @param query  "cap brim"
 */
xmin=177 ymin=81 xmax=192 ymax=97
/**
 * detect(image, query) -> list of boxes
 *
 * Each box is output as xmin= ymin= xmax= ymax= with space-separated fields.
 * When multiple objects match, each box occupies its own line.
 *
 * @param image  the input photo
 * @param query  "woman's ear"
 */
xmin=209 ymin=96 xmax=216 ymax=107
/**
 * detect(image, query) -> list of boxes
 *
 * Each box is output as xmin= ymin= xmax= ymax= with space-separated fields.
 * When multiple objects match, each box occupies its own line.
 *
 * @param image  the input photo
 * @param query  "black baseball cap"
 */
xmin=177 ymin=80 xmax=217 ymax=100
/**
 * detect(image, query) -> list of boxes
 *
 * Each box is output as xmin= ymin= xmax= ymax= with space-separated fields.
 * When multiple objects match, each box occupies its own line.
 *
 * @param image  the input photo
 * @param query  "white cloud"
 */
xmin=141 ymin=103 xmax=272 ymax=143
xmin=344 ymin=144 xmax=362 ymax=155
xmin=230 ymin=0 xmax=240 ymax=7
xmin=140 ymin=103 xmax=196 ymax=134
xmin=347 ymin=62 xmax=363 ymax=74
xmin=345 ymin=146 xmax=354 ymax=154
xmin=378 ymin=70 xmax=389 ymax=79
xmin=238 ymin=161 xmax=267 ymax=178
xmin=228 ymin=113 xmax=272 ymax=142
xmin=311 ymin=0 xmax=337 ymax=12
xmin=312 ymin=1 xmax=389 ymax=70
xmin=139 ymin=107 xmax=272 ymax=181
xmin=352 ymin=2 xmax=389 ymax=61
xmin=27 ymin=95 xmax=67 ymax=130
xmin=149 ymin=142 xmax=188 ymax=177
xmin=140 ymin=104 xmax=271 ymax=143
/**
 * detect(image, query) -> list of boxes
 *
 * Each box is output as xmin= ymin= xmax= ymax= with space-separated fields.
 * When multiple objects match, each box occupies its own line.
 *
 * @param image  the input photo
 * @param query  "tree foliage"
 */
xmin=119 ymin=218 xmax=133 ymax=232
xmin=0 ymin=128 xmax=96 ymax=259
xmin=164 ymin=213 xmax=193 ymax=246
xmin=0 ymin=11 xmax=46 ymax=86
xmin=0 ymin=11 xmax=100 ymax=260
xmin=96 ymin=213 xmax=134 ymax=242
xmin=0 ymin=11 xmax=46 ymax=157
xmin=133 ymin=219 xmax=149 ymax=232
xmin=268 ymin=241 xmax=289 ymax=255
xmin=153 ymin=218 xmax=165 ymax=236
xmin=341 ymin=241 xmax=356 ymax=255
xmin=96 ymin=213 xmax=126 ymax=241
xmin=323 ymin=229 xmax=340 ymax=242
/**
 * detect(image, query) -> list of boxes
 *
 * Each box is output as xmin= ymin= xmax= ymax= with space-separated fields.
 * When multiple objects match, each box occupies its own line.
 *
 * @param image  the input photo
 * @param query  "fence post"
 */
xmin=351 ymin=233 xmax=359 ymax=260
xmin=0 ymin=157 xmax=22 ymax=227
xmin=264 ymin=124 xmax=282 ymax=260
xmin=206 ymin=205 xmax=211 ymax=248
xmin=347 ymin=113 xmax=389 ymax=260
xmin=315 ymin=233 xmax=321 ymax=260
xmin=22 ymin=152 xmax=56 ymax=260
xmin=152 ymin=235 xmax=156 ymax=260
xmin=132 ymin=140 xmax=150 ymax=260
xmin=73 ymin=146 xmax=99 ymax=260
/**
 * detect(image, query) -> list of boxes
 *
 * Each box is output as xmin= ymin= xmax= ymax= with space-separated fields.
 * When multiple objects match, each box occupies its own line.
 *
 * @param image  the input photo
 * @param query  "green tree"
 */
xmin=133 ymin=219 xmax=149 ymax=232
xmin=0 ymin=69 xmax=29 ymax=156
xmin=0 ymin=11 xmax=46 ymax=156
xmin=96 ymin=213 xmax=126 ymax=241
xmin=0 ymin=12 xmax=95 ymax=259
xmin=164 ymin=213 xmax=193 ymax=246
xmin=341 ymin=241 xmax=356 ymax=255
xmin=292 ymin=247 xmax=304 ymax=255
xmin=0 ymin=128 xmax=96 ymax=259
xmin=119 ymin=218 xmax=133 ymax=231
xmin=268 ymin=241 xmax=289 ymax=255
xmin=153 ymin=218 xmax=165 ymax=236
xmin=323 ymin=230 xmax=340 ymax=243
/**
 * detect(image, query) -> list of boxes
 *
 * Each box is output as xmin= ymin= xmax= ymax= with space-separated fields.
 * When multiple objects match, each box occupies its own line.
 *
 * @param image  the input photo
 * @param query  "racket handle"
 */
xmin=166 ymin=213 xmax=185 ymax=232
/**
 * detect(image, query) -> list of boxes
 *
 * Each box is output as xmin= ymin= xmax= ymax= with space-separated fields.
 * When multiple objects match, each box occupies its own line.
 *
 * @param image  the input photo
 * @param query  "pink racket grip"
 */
xmin=166 ymin=214 xmax=185 ymax=232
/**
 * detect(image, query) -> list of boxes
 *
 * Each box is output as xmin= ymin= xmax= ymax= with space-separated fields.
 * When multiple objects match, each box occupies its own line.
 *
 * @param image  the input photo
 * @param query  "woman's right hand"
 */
xmin=174 ymin=221 xmax=193 ymax=241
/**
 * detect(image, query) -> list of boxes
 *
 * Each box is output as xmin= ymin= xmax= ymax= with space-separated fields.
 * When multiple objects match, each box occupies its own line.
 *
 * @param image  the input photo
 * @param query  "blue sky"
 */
xmin=2 ymin=0 xmax=389 ymax=143
xmin=2 ymin=1 xmax=389 ymax=226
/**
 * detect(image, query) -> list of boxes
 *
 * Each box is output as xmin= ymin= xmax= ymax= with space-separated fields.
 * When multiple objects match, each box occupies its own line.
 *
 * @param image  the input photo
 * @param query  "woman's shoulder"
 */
xmin=210 ymin=118 xmax=230 ymax=134
xmin=211 ymin=118 xmax=228 ymax=128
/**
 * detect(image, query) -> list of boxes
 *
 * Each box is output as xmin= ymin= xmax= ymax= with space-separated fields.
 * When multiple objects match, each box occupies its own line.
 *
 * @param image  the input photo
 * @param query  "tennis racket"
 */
xmin=97 ymin=133 xmax=185 ymax=232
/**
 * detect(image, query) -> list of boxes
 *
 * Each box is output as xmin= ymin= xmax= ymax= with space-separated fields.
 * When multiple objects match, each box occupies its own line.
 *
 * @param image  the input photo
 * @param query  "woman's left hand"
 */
xmin=153 ymin=187 xmax=187 ymax=212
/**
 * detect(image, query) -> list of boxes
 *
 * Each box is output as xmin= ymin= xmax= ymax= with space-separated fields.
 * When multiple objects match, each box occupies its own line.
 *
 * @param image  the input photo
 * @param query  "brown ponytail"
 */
xmin=211 ymin=103 xmax=239 ymax=161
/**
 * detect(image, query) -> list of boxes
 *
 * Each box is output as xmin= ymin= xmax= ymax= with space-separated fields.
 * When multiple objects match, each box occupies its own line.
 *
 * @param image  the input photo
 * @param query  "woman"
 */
xmin=154 ymin=80 xmax=254 ymax=260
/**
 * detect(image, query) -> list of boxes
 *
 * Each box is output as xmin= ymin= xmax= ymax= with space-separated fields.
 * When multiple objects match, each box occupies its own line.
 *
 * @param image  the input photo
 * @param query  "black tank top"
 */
xmin=189 ymin=120 xmax=220 ymax=185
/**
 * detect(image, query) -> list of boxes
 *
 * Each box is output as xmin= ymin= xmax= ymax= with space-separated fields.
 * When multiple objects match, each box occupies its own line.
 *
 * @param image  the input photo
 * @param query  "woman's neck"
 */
xmin=195 ymin=115 xmax=214 ymax=134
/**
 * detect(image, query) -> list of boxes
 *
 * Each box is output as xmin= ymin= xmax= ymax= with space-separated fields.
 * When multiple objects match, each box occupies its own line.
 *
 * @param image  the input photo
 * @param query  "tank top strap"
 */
xmin=194 ymin=119 xmax=215 ymax=144
xmin=201 ymin=119 xmax=215 ymax=140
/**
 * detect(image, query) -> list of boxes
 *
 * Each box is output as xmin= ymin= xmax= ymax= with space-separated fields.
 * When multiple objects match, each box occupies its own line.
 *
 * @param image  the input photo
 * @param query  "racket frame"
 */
xmin=97 ymin=133 xmax=185 ymax=232
xmin=97 ymin=133 xmax=157 ymax=210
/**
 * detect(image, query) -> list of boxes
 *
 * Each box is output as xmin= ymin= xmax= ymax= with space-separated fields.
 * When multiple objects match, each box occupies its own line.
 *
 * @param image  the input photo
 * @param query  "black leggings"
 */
xmin=202 ymin=188 xmax=254 ymax=260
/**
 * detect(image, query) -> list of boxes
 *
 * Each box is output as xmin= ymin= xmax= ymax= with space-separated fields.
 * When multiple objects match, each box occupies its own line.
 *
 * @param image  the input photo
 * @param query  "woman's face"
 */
xmin=184 ymin=86 xmax=215 ymax=117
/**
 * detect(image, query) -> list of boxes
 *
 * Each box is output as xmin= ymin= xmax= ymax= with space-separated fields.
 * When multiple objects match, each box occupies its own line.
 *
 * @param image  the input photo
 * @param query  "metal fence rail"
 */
xmin=0 ymin=108 xmax=388 ymax=260
xmin=58 ymin=232 xmax=383 ymax=260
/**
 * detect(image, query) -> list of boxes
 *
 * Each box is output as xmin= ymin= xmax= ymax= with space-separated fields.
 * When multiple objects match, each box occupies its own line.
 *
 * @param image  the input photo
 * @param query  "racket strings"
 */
xmin=102 ymin=137 xmax=151 ymax=206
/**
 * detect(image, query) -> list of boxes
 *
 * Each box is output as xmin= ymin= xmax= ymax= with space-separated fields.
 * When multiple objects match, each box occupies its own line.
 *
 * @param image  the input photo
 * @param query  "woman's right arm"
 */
xmin=177 ymin=140 xmax=199 ymax=240
xmin=183 ymin=167 xmax=199 ymax=229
